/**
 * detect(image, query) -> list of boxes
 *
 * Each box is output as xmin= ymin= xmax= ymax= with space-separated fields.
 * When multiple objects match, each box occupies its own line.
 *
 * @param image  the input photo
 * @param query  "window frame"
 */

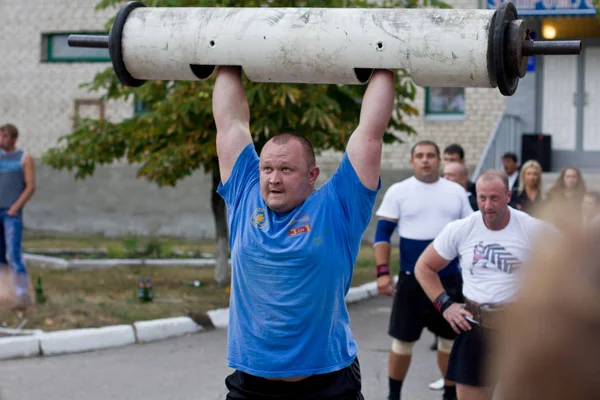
xmin=43 ymin=32 xmax=111 ymax=63
xmin=424 ymin=87 xmax=466 ymax=121
xmin=72 ymin=98 xmax=105 ymax=130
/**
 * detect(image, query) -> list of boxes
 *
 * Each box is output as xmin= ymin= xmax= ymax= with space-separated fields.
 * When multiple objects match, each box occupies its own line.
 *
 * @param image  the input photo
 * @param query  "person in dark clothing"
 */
xmin=443 ymin=145 xmax=476 ymax=193
xmin=501 ymin=152 xmax=520 ymax=207
xmin=514 ymin=160 xmax=544 ymax=216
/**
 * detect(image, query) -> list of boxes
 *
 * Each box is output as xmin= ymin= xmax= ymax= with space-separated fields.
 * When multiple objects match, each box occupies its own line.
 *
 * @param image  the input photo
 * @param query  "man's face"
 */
xmin=442 ymin=152 xmax=462 ymax=166
xmin=259 ymin=139 xmax=319 ymax=213
xmin=443 ymin=163 xmax=466 ymax=188
xmin=411 ymin=144 xmax=440 ymax=182
xmin=503 ymin=157 xmax=518 ymax=175
xmin=477 ymin=178 xmax=511 ymax=228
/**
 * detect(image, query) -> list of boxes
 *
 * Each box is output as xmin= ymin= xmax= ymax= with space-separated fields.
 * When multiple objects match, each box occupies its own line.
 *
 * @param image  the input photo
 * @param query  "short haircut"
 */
xmin=443 ymin=144 xmax=465 ymax=160
xmin=452 ymin=162 xmax=469 ymax=178
xmin=266 ymin=132 xmax=316 ymax=168
xmin=0 ymin=123 xmax=18 ymax=139
xmin=477 ymin=169 xmax=509 ymax=191
xmin=411 ymin=140 xmax=440 ymax=159
xmin=502 ymin=152 xmax=518 ymax=163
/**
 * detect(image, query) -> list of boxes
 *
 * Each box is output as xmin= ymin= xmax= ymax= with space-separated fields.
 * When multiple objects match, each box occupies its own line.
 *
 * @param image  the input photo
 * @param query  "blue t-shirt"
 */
xmin=217 ymin=143 xmax=380 ymax=378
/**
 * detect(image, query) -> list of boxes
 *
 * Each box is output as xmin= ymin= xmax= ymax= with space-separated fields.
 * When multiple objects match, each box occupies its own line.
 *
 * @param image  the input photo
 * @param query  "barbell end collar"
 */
xmin=68 ymin=34 xmax=109 ymax=49
xmin=522 ymin=40 xmax=582 ymax=56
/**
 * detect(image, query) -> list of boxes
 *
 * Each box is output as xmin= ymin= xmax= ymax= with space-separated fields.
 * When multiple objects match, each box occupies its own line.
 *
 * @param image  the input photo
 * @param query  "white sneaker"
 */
xmin=429 ymin=378 xmax=444 ymax=391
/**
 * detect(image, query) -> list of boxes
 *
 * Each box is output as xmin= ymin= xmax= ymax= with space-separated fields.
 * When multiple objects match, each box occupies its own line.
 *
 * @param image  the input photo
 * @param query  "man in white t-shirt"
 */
xmin=414 ymin=169 xmax=550 ymax=400
xmin=373 ymin=140 xmax=473 ymax=400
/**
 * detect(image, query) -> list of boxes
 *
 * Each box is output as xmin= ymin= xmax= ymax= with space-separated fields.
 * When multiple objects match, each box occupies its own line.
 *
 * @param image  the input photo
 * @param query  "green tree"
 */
xmin=42 ymin=0 xmax=446 ymax=285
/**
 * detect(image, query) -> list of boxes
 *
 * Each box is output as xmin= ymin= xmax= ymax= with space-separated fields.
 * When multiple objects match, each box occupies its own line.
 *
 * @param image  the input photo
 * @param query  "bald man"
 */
xmin=443 ymin=162 xmax=478 ymax=211
xmin=415 ymin=169 xmax=553 ymax=400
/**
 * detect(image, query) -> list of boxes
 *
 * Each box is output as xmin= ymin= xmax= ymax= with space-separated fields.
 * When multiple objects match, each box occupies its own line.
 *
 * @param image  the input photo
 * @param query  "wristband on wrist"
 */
xmin=376 ymin=264 xmax=390 ymax=277
xmin=433 ymin=292 xmax=454 ymax=314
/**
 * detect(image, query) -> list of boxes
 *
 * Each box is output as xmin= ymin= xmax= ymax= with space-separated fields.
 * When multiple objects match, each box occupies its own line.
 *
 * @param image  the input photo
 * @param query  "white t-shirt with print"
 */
xmin=433 ymin=208 xmax=547 ymax=304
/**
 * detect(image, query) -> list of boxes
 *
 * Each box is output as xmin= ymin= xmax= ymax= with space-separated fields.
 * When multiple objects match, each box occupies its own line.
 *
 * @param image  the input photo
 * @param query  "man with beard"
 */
xmin=415 ymin=169 xmax=550 ymax=400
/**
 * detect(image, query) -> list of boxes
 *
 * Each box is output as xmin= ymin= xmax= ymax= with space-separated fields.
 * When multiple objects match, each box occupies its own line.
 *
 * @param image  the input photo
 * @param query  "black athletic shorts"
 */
xmin=225 ymin=357 xmax=364 ymax=400
xmin=446 ymin=325 xmax=497 ymax=387
xmin=388 ymin=271 xmax=463 ymax=342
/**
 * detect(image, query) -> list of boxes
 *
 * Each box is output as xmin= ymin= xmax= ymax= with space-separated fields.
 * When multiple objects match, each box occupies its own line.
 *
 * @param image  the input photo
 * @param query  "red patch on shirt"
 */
xmin=288 ymin=224 xmax=311 ymax=237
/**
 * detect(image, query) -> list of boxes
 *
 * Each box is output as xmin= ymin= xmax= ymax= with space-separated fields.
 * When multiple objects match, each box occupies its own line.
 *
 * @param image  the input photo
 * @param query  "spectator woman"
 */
xmin=546 ymin=167 xmax=587 ymax=208
xmin=514 ymin=160 xmax=544 ymax=216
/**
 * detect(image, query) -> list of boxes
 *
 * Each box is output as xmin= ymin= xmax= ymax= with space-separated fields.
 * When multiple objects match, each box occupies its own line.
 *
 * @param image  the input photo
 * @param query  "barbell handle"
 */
xmin=522 ymin=40 xmax=582 ymax=56
xmin=68 ymin=34 xmax=109 ymax=49
xmin=67 ymin=34 xmax=582 ymax=58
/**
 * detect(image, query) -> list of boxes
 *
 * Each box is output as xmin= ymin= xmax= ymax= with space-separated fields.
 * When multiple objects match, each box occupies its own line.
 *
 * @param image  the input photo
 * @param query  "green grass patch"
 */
xmin=2 ymin=233 xmax=401 ymax=331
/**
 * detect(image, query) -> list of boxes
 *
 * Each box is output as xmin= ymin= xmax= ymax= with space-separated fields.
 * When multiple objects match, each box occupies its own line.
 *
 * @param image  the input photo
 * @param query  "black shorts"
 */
xmin=446 ymin=326 xmax=497 ymax=387
xmin=388 ymin=272 xmax=463 ymax=342
xmin=225 ymin=357 xmax=364 ymax=400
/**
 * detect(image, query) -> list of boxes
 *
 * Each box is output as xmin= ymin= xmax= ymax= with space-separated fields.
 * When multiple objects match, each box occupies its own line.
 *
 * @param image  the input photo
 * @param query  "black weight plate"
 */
xmin=494 ymin=2 xmax=519 ymax=96
xmin=109 ymin=1 xmax=147 ymax=88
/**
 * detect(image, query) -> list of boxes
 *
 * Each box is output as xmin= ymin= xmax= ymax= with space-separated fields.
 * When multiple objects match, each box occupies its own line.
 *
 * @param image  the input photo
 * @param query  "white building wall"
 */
xmin=1 ymin=0 xmax=505 ymax=167
xmin=0 ymin=0 xmax=129 ymax=157
xmin=0 ymin=0 xmax=507 ymax=238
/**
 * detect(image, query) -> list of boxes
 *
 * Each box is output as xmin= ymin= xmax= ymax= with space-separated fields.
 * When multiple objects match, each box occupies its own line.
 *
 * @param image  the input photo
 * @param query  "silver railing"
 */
xmin=471 ymin=114 xmax=523 ymax=181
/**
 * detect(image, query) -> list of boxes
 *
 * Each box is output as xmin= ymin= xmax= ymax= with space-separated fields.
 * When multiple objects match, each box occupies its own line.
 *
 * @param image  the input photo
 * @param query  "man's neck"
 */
xmin=415 ymin=175 xmax=439 ymax=184
xmin=484 ymin=208 xmax=511 ymax=231
xmin=3 ymin=146 xmax=16 ymax=153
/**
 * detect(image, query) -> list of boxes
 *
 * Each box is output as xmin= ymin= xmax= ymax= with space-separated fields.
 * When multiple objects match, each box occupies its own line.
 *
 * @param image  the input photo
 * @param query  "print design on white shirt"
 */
xmin=471 ymin=242 xmax=522 ymax=275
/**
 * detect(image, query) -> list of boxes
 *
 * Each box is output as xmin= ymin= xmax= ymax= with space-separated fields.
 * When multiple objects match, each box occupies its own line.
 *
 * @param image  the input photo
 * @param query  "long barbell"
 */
xmin=69 ymin=1 xmax=581 ymax=96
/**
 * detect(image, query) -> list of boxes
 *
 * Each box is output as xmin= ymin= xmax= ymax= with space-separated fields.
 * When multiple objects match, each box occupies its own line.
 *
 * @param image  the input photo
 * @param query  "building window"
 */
xmin=424 ymin=87 xmax=466 ymax=118
xmin=42 ymin=33 xmax=110 ymax=62
xmin=134 ymin=98 xmax=150 ymax=115
xmin=73 ymin=99 xmax=105 ymax=129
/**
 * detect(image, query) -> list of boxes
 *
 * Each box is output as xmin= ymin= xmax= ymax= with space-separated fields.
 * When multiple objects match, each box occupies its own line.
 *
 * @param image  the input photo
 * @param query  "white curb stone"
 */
xmin=23 ymin=253 xmax=69 ymax=269
xmin=0 ymin=336 xmax=40 ymax=360
xmin=142 ymin=259 xmax=219 ymax=267
xmin=360 ymin=281 xmax=379 ymax=297
xmin=345 ymin=287 xmax=370 ymax=304
xmin=0 ymin=328 xmax=44 ymax=336
xmin=22 ymin=253 xmax=230 ymax=270
xmin=40 ymin=325 xmax=136 ymax=356
xmin=133 ymin=317 xmax=202 ymax=343
xmin=207 ymin=308 xmax=230 ymax=329
xmin=69 ymin=259 xmax=143 ymax=268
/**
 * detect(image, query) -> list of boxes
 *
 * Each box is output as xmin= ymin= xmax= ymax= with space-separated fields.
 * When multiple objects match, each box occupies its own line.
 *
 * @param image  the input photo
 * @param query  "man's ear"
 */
xmin=308 ymin=166 xmax=320 ymax=185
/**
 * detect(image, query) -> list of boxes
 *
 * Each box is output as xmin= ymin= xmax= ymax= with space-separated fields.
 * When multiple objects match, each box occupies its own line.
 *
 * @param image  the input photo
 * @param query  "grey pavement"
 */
xmin=0 ymin=296 xmax=444 ymax=400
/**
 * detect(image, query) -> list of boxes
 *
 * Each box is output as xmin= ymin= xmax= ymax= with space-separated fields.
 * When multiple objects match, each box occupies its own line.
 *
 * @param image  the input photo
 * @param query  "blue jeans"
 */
xmin=0 ymin=209 xmax=29 ymax=297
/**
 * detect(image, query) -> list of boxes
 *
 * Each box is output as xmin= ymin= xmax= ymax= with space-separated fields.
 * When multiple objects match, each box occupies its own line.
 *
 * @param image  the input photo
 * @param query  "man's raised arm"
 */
xmin=213 ymin=66 xmax=253 ymax=184
xmin=346 ymin=69 xmax=395 ymax=190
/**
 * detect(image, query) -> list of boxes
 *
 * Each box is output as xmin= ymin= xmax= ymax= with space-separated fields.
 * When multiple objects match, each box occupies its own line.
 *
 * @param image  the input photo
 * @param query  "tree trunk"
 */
xmin=211 ymin=167 xmax=230 ymax=285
